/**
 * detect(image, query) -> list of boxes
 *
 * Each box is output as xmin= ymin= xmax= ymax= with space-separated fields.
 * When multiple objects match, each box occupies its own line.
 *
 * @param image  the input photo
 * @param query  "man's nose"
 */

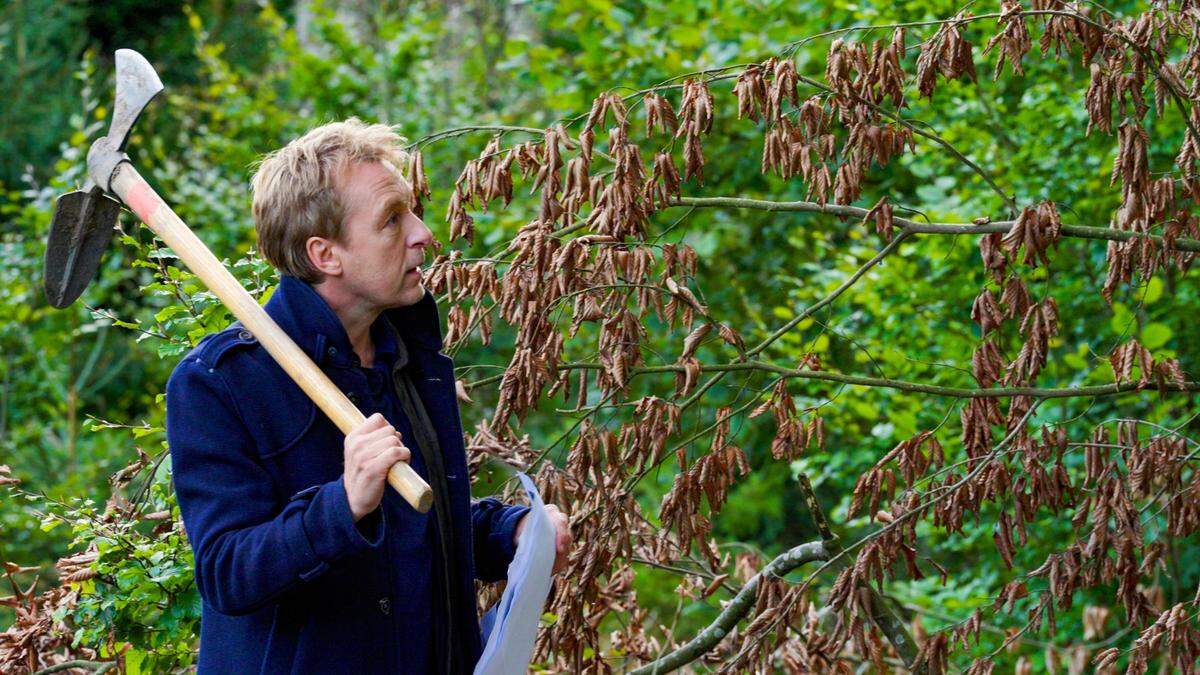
xmin=409 ymin=215 xmax=434 ymax=249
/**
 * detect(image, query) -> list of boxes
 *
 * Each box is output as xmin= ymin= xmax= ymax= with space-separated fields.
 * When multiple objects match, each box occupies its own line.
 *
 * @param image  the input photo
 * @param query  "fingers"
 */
xmin=348 ymin=414 xmax=405 ymax=457
xmin=368 ymin=437 xmax=407 ymax=464
xmin=343 ymin=414 xmax=403 ymax=521
xmin=556 ymin=515 xmax=572 ymax=553
xmin=355 ymin=415 xmax=399 ymax=438
xmin=378 ymin=442 xmax=412 ymax=464
xmin=345 ymin=412 xmax=411 ymax=477
xmin=368 ymin=440 xmax=411 ymax=469
xmin=540 ymin=504 xmax=573 ymax=573
xmin=358 ymin=424 xmax=403 ymax=445
xmin=511 ymin=504 xmax=572 ymax=574
xmin=348 ymin=417 xmax=394 ymax=447
xmin=359 ymin=412 xmax=389 ymax=432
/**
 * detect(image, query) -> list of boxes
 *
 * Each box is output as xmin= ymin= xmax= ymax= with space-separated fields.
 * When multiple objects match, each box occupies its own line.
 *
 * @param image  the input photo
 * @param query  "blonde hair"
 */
xmin=251 ymin=118 xmax=412 ymax=282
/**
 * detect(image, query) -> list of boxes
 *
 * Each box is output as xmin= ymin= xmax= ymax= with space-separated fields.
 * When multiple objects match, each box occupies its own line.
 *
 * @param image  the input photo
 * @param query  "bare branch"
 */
xmin=468 ymin=359 xmax=1200 ymax=400
xmin=674 ymin=196 xmax=1200 ymax=253
xmin=32 ymin=661 xmax=117 ymax=675
xmin=628 ymin=541 xmax=829 ymax=675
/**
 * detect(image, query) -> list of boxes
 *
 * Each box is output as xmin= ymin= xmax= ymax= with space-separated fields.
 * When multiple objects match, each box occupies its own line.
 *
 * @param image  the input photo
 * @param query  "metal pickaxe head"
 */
xmin=44 ymin=49 xmax=163 ymax=309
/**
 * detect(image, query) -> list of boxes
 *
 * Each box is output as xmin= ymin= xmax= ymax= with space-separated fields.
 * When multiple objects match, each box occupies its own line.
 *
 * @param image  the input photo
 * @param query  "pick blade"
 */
xmin=110 ymin=49 xmax=164 ymax=151
xmin=44 ymin=188 xmax=122 ymax=309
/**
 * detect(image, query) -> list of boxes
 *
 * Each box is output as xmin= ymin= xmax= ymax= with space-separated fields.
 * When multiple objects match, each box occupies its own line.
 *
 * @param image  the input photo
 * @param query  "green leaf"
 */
xmin=155 ymin=305 xmax=188 ymax=323
xmin=126 ymin=648 xmax=146 ymax=675
xmin=1109 ymin=302 xmax=1134 ymax=335
xmin=1142 ymin=277 xmax=1164 ymax=304
xmin=132 ymin=425 xmax=164 ymax=439
xmin=1141 ymin=323 xmax=1172 ymax=350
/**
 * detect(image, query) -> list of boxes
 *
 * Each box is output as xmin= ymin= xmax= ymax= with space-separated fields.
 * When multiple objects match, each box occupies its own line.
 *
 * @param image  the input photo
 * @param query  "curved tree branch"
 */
xmin=467 ymin=358 xmax=1200 ymax=400
xmin=673 ymin=196 xmax=1200 ymax=253
xmin=793 ymin=469 xmax=920 ymax=669
xmin=32 ymin=661 xmax=117 ymax=675
xmin=629 ymin=541 xmax=829 ymax=675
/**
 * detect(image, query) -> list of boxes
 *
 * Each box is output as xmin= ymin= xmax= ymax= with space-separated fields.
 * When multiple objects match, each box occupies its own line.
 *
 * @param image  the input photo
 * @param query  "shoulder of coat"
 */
xmin=186 ymin=321 xmax=261 ymax=370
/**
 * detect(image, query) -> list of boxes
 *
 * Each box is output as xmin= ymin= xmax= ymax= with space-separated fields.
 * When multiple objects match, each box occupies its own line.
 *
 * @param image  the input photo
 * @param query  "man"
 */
xmin=166 ymin=119 xmax=571 ymax=673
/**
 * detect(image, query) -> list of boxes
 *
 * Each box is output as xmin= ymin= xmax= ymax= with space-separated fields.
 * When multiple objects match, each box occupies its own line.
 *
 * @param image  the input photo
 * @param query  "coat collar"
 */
xmin=264 ymin=275 xmax=446 ymax=370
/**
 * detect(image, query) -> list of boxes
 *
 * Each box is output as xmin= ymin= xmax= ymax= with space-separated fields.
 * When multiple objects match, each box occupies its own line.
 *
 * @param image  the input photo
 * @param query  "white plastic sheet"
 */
xmin=475 ymin=472 xmax=556 ymax=675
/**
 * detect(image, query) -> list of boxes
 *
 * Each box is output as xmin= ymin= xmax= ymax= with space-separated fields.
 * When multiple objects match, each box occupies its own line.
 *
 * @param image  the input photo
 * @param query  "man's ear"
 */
xmin=305 ymin=235 xmax=343 ymax=277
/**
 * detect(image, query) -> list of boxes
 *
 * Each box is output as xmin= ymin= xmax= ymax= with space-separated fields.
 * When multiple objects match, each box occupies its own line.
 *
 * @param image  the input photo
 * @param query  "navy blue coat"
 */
xmin=166 ymin=275 xmax=528 ymax=673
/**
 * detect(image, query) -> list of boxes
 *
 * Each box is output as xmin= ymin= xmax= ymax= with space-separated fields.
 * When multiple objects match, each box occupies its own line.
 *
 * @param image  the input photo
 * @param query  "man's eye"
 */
xmin=386 ymin=212 xmax=400 ymax=227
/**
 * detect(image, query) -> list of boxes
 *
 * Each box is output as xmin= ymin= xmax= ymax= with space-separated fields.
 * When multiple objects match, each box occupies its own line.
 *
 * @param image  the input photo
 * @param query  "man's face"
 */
xmin=329 ymin=160 xmax=432 ymax=309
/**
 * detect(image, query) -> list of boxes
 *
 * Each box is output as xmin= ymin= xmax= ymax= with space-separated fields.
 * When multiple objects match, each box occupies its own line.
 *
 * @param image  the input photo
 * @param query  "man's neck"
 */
xmin=311 ymin=280 xmax=379 ymax=368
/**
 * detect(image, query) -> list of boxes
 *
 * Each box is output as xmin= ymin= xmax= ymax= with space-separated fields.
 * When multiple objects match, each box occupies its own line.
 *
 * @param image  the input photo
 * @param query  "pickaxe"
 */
xmin=43 ymin=49 xmax=433 ymax=513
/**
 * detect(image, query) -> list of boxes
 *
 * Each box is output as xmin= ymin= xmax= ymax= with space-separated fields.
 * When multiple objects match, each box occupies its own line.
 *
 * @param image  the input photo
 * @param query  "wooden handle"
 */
xmin=112 ymin=164 xmax=434 ymax=514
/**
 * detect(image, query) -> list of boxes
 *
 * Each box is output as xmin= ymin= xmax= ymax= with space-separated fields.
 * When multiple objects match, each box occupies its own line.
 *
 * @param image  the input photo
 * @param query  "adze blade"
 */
xmin=44 ymin=187 xmax=122 ymax=309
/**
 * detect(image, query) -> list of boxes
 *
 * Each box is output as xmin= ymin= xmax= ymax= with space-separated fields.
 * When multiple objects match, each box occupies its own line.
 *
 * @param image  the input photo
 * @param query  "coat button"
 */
xmin=237 ymin=329 xmax=253 ymax=341
xmin=378 ymin=597 xmax=391 ymax=616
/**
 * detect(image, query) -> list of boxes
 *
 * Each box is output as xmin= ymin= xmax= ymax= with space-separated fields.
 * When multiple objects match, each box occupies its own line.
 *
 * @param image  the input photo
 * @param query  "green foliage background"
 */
xmin=1 ymin=0 xmax=1196 ymax=671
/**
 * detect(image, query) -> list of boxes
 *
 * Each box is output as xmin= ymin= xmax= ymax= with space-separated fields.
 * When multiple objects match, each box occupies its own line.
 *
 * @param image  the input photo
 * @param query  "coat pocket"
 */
xmin=251 ymin=394 xmax=317 ymax=461
xmin=259 ymin=602 xmax=300 ymax=675
xmin=288 ymin=550 xmax=388 ymax=672
xmin=249 ymin=390 xmax=347 ymax=496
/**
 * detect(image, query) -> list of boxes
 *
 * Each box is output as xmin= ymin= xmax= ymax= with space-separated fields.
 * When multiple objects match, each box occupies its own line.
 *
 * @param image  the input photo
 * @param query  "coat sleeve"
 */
xmin=166 ymin=355 xmax=385 ymax=616
xmin=470 ymin=497 xmax=530 ymax=582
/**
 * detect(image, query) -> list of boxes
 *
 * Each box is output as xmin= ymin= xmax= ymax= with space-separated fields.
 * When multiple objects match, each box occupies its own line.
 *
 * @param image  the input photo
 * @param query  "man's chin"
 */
xmin=391 ymin=283 xmax=426 ymax=308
